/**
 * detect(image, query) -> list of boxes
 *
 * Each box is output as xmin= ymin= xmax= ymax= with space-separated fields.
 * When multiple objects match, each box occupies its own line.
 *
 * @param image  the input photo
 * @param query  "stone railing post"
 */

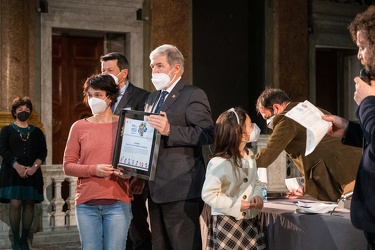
xmin=41 ymin=172 xmax=53 ymax=231
xmin=53 ymin=177 xmax=66 ymax=227
xmin=67 ymin=178 xmax=77 ymax=227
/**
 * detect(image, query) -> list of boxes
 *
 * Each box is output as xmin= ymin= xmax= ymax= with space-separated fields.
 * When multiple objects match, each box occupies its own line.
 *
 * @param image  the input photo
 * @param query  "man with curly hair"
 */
xmin=322 ymin=5 xmax=375 ymax=248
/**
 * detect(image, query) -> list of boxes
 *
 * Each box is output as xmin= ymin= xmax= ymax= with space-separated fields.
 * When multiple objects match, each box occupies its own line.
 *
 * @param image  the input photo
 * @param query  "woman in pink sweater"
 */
xmin=63 ymin=74 xmax=142 ymax=250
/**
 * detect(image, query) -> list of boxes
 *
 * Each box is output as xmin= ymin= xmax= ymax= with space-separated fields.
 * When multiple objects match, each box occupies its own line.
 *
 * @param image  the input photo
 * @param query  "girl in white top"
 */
xmin=202 ymin=107 xmax=266 ymax=250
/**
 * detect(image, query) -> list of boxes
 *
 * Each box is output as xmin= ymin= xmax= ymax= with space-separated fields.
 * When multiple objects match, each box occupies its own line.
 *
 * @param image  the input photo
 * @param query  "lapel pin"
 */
xmin=172 ymin=95 xmax=176 ymax=98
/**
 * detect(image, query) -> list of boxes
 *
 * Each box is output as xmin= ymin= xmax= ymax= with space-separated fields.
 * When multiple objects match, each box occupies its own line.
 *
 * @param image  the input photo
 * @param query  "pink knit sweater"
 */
xmin=63 ymin=119 xmax=131 ymax=206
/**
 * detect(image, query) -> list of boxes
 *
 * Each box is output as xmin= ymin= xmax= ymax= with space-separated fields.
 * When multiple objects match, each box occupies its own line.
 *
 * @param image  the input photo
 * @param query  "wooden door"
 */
xmin=52 ymin=35 xmax=104 ymax=164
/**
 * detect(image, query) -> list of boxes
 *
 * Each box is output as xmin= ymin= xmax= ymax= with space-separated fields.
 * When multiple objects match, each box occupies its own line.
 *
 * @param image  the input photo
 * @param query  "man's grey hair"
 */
xmin=150 ymin=44 xmax=185 ymax=74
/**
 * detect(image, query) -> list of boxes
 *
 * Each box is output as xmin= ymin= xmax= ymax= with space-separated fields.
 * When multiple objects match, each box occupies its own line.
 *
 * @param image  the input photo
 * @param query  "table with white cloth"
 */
xmin=259 ymin=197 xmax=367 ymax=250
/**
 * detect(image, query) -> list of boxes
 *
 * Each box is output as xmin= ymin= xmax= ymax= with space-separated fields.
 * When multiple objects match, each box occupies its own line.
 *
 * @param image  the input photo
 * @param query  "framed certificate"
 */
xmin=112 ymin=110 xmax=161 ymax=180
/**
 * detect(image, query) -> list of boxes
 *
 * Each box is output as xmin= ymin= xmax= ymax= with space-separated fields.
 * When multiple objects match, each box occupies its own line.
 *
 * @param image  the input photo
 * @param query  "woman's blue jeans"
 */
xmin=76 ymin=201 xmax=132 ymax=250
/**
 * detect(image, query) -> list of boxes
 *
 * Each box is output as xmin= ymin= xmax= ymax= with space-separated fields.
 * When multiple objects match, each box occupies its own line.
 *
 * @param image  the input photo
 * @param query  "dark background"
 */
xmin=192 ymin=0 xmax=265 ymax=128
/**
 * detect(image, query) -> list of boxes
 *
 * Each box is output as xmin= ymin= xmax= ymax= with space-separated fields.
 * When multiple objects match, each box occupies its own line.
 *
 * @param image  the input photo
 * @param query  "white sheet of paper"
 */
xmin=285 ymin=177 xmax=304 ymax=192
xmin=284 ymin=100 xmax=332 ymax=156
xmin=295 ymin=203 xmax=338 ymax=214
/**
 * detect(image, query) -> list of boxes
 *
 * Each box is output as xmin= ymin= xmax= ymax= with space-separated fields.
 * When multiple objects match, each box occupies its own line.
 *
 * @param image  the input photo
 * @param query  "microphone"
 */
xmin=360 ymin=68 xmax=371 ymax=85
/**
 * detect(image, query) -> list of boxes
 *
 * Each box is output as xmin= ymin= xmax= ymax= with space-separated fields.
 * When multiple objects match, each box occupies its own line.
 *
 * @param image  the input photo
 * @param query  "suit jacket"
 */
xmin=342 ymin=96 xmax=375 ymax=233
xmin=113 ymin=82 xmax=150 ymax=114
xmin=255 ymin=102 xmax=362 ymax=201
xmin=144 ymin=79 xmax=215 ymax=203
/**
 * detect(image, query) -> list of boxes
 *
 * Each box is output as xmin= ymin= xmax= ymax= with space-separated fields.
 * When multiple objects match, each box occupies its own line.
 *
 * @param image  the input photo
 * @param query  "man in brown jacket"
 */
xmin=255 ymin=88 xmax=361 ymax=201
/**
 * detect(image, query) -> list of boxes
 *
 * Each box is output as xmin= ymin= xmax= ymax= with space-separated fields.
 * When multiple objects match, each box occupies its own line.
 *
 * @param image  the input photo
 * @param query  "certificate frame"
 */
xmin=112 ymin=109 xmax=161 ymax=180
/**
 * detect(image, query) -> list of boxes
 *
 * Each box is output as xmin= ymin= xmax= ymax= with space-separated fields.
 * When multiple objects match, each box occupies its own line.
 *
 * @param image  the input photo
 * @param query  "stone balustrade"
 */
xmin=0 ymin=165 xmax=80 ymax=249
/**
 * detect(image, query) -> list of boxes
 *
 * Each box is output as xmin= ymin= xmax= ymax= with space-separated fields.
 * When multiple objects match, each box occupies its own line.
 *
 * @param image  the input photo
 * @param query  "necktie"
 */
xmin=111 ymin=90 xmax=124 ymax=113
xmin=154 ymin=91 xmax=168 ymax=113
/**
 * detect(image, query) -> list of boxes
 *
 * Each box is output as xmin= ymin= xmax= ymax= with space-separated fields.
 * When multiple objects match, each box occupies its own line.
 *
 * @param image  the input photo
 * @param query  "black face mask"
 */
xmin=17 ymin=111 xmax=31 ymax=122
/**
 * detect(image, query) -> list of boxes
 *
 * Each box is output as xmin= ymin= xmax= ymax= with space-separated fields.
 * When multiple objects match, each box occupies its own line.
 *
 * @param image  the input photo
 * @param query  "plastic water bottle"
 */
xmin=257 ymin=168 xmax=268 ymax=202
xmin=261 ymin=182 xmax=268 ymax=202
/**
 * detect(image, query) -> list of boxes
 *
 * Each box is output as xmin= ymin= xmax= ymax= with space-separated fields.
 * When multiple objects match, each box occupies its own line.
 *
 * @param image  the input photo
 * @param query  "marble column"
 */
xmin=266 ymin=0 xmax=309 ymax=101
xmin=0 ymin=0 xmax=41 ymax=129
xmin=146 ymin=0 xmax=191 ymax=89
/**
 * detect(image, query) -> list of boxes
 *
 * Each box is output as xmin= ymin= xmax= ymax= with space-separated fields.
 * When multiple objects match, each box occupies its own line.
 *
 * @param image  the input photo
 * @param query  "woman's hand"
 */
xmin=13 ymin=162 xmax=28 ymax=178
xmin=112 ymin=169 xmax=131 ymax=180
xmin=25 ymin=166 xmax=38 ymax=176
xmin=96 ymin=164 xmax=115 ymax=178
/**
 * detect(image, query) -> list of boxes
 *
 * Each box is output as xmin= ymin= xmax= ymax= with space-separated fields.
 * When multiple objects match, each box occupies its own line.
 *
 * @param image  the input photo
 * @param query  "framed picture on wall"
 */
xmin=112 ymin=110 xmax=161 ymax=180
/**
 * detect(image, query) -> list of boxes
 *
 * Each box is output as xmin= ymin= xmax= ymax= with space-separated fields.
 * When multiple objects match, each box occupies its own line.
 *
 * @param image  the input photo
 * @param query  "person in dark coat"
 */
xmin=322 ymin=5 xmax=375 ymax=249
xmin=145 ymin=44 xmax=215 ymax=250
xmin=0 ymin=96 xmax=47 ymax=250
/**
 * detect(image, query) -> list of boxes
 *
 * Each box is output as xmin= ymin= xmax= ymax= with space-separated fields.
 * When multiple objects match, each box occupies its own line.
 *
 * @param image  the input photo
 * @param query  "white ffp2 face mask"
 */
xmin=151 ymin=69 xmax=175 ymax=90
xmin=88 ymin=96 xmax=109 ymax=115
xmin=247 ymin=123 xmax=261 ymax=142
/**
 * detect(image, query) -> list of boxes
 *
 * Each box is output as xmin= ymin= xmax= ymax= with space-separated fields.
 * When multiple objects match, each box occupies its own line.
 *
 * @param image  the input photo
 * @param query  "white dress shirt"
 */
xmin=112 ymin=81 xmax=129 ymax=111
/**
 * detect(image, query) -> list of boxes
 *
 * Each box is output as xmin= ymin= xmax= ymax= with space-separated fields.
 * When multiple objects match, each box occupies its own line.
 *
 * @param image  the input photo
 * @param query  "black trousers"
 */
xmin=127 ymin=182 xmax=152 ymax=250
xmin=148 ymin=197 xmax=203 ymax=250
xmin=365 ymin=231 xmax=375 ymax=250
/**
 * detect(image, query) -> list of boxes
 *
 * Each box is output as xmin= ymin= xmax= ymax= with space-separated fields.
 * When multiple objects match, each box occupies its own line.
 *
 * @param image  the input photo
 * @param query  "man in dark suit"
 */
xmin=322 ymin=6 xmax=375 ymax=249
xmin=100 ymin=52 xmax=151 ymax=250
xmin=101 ymin=52 xmax=150 ymax=113
xmin=146 ymin=44 xmax=215 ymax=250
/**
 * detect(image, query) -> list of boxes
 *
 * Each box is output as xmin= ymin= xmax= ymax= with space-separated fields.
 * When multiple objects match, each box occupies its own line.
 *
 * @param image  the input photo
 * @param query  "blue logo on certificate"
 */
xmin=138 ymin=122 xmax=147 ymax=136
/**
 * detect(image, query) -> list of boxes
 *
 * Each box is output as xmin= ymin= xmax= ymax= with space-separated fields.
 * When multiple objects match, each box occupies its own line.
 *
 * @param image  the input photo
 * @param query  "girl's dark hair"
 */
xmin=83 ymin=74 xmax=119 ymax=107
xmin=213 ymin=107 xmax=249 ymax=168
xmin=11 ymin=96 xmax=33 ymax=119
